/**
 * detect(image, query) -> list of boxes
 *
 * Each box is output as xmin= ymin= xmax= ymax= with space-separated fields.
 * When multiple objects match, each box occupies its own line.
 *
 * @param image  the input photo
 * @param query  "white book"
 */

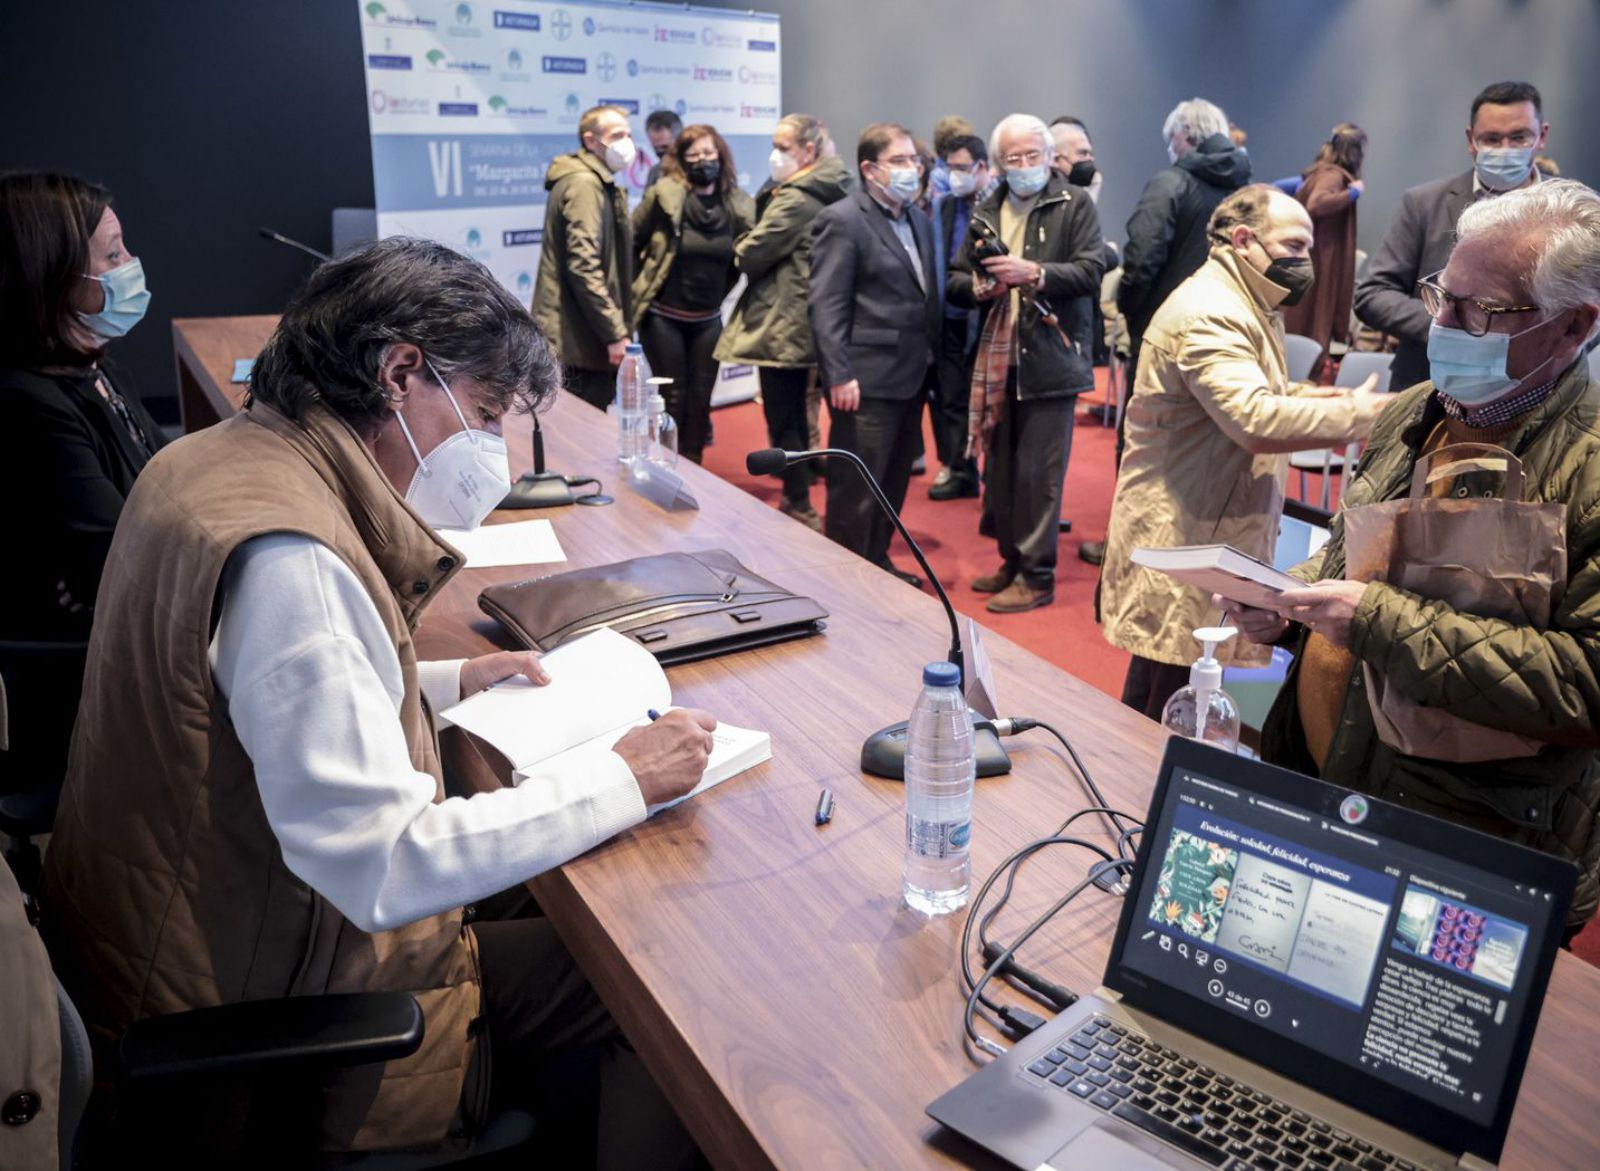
xmin=1131 ymin=544 xmax=1302 ymax=610
xmin=439 ymin=627 xmax=770 ymax=816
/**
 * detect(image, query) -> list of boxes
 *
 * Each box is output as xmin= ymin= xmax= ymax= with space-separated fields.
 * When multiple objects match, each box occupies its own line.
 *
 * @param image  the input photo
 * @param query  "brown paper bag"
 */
xmin=1342 ymin=443 xmax=1566 ymax=763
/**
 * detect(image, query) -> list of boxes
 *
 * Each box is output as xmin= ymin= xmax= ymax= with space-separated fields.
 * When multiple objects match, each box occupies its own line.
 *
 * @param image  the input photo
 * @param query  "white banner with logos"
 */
xmin=357 ymin=0 xmax=781 ymax=405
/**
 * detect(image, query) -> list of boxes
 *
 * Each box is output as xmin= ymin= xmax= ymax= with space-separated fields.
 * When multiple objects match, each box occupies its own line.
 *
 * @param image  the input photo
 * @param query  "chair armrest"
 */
xmin=118 ymin=991 xmax=423 ymax=1081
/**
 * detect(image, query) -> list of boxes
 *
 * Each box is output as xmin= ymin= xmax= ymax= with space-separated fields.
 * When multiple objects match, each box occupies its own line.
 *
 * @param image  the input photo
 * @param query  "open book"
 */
xmin=1131 ymin=544 xmax=1302 ymax=610
xmin=440 ymin=628 xmax=770 ymax=815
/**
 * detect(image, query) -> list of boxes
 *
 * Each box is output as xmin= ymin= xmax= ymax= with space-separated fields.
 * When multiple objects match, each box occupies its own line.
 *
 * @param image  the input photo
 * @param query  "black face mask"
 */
xmin=1067 ymin=159 xmax=1097 ymax=188
xmin=1261 ymin=252 xmax=1315 ymax=307
xmin=686 ymin=159 xmax=721 ymax=188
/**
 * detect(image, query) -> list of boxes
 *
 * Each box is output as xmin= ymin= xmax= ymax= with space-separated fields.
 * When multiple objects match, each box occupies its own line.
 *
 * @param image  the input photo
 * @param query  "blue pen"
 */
xmin=647 ymin=709 xmax=661 ymax=721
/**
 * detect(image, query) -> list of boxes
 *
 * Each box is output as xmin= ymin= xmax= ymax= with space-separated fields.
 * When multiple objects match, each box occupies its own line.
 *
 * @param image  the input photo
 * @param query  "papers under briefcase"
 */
xmin=477 ymin=548 xmax=828 ymax=666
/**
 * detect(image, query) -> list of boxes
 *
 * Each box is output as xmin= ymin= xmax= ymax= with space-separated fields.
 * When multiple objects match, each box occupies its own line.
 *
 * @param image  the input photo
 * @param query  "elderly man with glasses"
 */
xmin=946 ymin=113 xmax=1105 ymax=612
xmin=1229 ymin=179 xmax=1600 ymax=942
xmin=1356 ymin=80 xmax=1551 ymax=393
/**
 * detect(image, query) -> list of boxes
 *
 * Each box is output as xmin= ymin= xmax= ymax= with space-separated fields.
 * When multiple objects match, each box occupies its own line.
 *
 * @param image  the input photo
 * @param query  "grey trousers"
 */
xmin=985 ymin=380 xmax=1076 ymax=589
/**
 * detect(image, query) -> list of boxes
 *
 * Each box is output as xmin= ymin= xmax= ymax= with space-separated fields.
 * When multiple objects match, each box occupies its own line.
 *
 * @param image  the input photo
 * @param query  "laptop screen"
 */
xmin=1106 ymin=738 xmax=1575 ymax=1162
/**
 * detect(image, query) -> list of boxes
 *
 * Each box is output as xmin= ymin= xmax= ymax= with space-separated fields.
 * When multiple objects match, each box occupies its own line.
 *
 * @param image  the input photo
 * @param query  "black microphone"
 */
xmin=258 ymin=227 xmax=332 ymax=263
xmin=746 ymin=446 xmax=1010 ymax=780
xmin=502 ymin=413 xmax=576 ymax=509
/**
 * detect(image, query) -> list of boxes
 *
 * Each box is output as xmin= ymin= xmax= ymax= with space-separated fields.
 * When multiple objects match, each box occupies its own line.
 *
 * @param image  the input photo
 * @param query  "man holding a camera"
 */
xmin=948 ymin=113 xmax=1105 ymax=613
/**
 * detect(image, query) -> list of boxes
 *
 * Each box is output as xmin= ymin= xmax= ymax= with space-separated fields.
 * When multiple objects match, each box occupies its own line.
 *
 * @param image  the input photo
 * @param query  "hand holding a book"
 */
xmin=1214 ymin=594 xmax=1290 ymax=646
xmin=615 ymin=708 xmax=721 ymax=806
xmin=1272 ymin=581 xmax=1370 ymax=650
xmin=460 ymin=650 xmax=551 ymax=695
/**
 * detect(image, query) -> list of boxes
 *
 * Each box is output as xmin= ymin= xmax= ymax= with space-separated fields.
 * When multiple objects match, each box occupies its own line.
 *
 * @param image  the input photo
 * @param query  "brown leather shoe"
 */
xmin=1078 ymin=540 xmax=1105 ymax=566
xmin=779 ymin=500 xmax=822 ymax=531
xmin=986 ymin=579 xmax=1054 ymax=613
xmin=970 ymin=567 xmax=1014 ymax=594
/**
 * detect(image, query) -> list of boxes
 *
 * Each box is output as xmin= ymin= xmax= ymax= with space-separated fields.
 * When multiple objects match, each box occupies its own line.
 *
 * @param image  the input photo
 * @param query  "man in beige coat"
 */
xmin=1101 ymin=185 xmax=1388 ymax=718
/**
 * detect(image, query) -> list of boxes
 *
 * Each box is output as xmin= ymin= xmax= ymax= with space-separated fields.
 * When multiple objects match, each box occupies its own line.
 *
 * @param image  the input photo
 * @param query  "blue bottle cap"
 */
xmin=922 ymin=661 xmax=960 ymax=688
xmin=625 ymin=343 xmax=643 ymax=354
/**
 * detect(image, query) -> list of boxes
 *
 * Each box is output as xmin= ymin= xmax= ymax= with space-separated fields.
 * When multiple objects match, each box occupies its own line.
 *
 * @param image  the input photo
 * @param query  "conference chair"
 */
xmin=1289 ymin=348 xmax=1394 ymax=510
xmin=1079 ymin=268 xmax=1128 ymax=429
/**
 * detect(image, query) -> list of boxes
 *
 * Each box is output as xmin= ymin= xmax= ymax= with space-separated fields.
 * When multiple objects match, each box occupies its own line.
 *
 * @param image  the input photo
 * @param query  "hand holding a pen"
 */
xmin=614 ymin=708 xmax=719 ymax=807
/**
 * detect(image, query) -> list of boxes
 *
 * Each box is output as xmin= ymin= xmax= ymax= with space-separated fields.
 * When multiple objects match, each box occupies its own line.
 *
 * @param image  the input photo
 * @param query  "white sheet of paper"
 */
xmin=437 ymin=518 xmax=566 ymax=568
xmin=441 ymin=628 xmax=668 ymax=766
xmin=963 ymin=616 xmax=999 ymax=720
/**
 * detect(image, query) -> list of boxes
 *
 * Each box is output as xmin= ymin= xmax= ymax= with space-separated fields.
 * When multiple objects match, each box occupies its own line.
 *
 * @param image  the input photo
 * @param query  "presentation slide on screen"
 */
xmin=357 ymin=0 xmax=779 ymax=402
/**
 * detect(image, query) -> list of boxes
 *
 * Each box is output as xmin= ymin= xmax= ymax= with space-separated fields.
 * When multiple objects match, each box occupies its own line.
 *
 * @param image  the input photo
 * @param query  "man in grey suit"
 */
xmin=808 ymin=122 xmax=940 ymax=586
xmin=1355 ymin=80 xmax=1550 ymax=391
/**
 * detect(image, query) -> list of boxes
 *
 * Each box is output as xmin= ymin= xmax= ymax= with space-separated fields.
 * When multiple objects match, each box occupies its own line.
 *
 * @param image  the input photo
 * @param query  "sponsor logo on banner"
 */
xmin=542 ymin=55 xmax=586 ymax=74
xmin=595 ymin=51 xmax=617 ymax=81
xmin=634 ymin=61 xmax=690 ymax=78
xmin=493 ymin=9 xmax=539 ymax=31
xmin=447 ymin=2 xmax=482 ymax=36
xmin=701 ymin=26 xmax=742 ymax=48
xmin=439 ymin=101 xmax=480 ymax=116
xmin=739 ymin=103 xmax=778 ymax=119
xmin=673 ymin=98 xmax=687 ymax=117
xmin=461 ymin=226 xmax=491 ymax=260
xmin=503 ymin=229 xmax=542 ymax=247
xmin=585 ymin=15 xmax=650 ymax=37
xmin=549 ymin=7 xmax=573 ymax=40
xmin=599 ymin=97 xmax=639 ymax=114
xmin=367 ymin=54 xmax=413 ymax=70
xmin=486 ymin=95 xmax=548 ymax=118
xmin=653 ymin=25 xmax=696 ymax=44
xmin=720 ymin=364 xmax=755 ymax=380
xmin=515 ymin=271 xmax=534 ymax=296
xmin=425 ymin=49 xmax=491 ymax=73
xmin=371 ymin=89 xmax=431 ymax=116
xmin=363 ymin=2 xmax=437 ymax=30
xmin=748 ymin=39 xmax=777 ymax=52
xmin=738 ymin=65 xmax=778 ymax=85
xmin=582 ymin=16 xmax=595 ymax=35
xmin=693 ymin=65 xmax=733 ymax=83
xmin=502 ymin=48 xmax=528 ymax=80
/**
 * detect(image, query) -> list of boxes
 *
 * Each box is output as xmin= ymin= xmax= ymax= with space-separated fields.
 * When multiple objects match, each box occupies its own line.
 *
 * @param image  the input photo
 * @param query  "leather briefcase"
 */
xmin=478 ymin=549 xmax=828 ymax=665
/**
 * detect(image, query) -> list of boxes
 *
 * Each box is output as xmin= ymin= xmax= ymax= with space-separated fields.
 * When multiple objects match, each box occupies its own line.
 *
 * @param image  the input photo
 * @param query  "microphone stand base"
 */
xmin=860 ymin=721 xmax=1011 ymax=781
xmin=502 ymin=472 xmax=574 ymax=509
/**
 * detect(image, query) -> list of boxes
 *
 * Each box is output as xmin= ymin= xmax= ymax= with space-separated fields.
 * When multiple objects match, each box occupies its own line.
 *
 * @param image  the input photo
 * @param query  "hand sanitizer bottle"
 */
xmin=1160 ymin=626 xmax=1242 ymax=753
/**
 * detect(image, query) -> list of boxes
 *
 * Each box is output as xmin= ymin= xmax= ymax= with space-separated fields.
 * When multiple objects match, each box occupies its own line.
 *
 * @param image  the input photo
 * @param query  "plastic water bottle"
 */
xmin=615 ymin=344 xmax=647 ymax=463
xmin=644 ymin=387 xmax=678 ymax=468
xmin=903 ymin=661 xmax=975 ymax=916
xmin=1160 ymin=625 xmax=1242 ymax=753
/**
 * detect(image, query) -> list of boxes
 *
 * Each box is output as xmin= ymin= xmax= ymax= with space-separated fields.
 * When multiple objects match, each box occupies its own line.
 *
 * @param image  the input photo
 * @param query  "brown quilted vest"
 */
xmin=42 ymin=402 xmax=483 ymax=1152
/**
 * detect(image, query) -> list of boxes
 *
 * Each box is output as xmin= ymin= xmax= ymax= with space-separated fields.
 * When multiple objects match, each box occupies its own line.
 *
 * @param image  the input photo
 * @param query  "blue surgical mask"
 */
xmin=1427 ymin=318 xmax=1556 ymax=405
xmin=80 ymin=257 xmax=151 ymax=339
xmin=879 ymin=165 xmax=921 ymax=204
xmin=1007 ymin=165 xmax=1049 ymax=198
xmin=1474 ymin=146 xmax=1536 ymax=192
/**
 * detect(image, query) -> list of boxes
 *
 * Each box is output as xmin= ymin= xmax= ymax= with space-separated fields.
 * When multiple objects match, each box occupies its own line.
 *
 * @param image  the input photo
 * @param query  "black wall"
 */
xmin=1 ymin=2 xmax=374 ymax=420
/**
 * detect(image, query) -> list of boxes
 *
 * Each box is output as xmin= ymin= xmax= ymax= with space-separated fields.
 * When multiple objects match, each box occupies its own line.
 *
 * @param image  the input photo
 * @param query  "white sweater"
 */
xmin=209 ymin=533 xmax=647 ymax=933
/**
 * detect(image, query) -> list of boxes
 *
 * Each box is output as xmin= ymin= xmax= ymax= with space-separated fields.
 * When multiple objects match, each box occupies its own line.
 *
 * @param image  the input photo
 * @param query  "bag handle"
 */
xmin=1408 ymin=441 xmax=1525 ymax=502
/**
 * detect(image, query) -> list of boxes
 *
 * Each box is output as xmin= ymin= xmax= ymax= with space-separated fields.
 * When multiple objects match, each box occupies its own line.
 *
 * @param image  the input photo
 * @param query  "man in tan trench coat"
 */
xmin=1100 ymin=184 xmax=1388 ymax=718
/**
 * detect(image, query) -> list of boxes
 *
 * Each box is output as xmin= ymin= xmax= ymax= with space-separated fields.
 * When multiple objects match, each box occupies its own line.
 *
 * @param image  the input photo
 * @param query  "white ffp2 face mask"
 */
xmin=394 ymin=361 xmax=511 ymax=531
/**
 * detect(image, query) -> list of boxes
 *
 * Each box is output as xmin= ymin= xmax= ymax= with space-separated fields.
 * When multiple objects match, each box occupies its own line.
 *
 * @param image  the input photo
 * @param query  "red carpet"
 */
xmin=699 ymin=376 xmax=1600 ymax=968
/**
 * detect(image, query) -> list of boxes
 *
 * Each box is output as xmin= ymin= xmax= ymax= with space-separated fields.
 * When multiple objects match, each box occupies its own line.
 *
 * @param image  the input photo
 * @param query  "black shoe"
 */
xmin=1079 ymin=540 xmax=1105 ymax=566
xmin=879 ymin=561 xmax=923 ymax=590
xmin=928 ymin=467 xmax=980 ymax=501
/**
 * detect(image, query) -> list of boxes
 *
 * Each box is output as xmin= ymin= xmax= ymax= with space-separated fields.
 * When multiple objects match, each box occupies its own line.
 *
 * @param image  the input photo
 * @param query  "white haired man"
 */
xmin=1228 ymin=179 xmax=1600 ymax=940
xmin=948 ymin=113 xmax=1105 ymax=612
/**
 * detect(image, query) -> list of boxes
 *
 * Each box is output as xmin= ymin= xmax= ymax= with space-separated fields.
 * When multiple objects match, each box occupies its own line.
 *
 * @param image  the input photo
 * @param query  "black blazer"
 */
xmin=807 ymin=188 xmax=939 ymax=400
xmin=1354 ymin=169 xmax=1477 ymax=391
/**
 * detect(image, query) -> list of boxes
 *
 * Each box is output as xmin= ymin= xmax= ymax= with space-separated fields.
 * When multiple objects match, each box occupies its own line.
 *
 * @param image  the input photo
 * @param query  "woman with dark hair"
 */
xmin=0 ymin=170 xmax=164 ymax=779
xmin=1282 ymin=123 xmax=1367 ymax=362
xmin=630 ymin=124 xmax=755 ymax=462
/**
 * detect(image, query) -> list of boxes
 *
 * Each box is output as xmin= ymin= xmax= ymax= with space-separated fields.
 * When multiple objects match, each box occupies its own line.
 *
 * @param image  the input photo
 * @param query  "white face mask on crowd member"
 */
xmin=394 ymin=359 xmax=511 ymax=530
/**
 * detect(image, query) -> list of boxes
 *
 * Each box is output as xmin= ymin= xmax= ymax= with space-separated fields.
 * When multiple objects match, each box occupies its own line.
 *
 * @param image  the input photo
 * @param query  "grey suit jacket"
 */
xmin=1354 ymin=169 xmax=1475 ymax=392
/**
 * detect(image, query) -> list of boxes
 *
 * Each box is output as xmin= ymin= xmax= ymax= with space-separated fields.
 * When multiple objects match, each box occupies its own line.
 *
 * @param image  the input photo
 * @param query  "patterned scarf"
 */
xmin=966 ymin=292 xmax=1015 ymax=458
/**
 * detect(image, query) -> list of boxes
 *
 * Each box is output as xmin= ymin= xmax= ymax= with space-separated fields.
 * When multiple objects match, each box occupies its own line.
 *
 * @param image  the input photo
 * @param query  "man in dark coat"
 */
xmin=808 ymin=123 xmax=939 ymax=585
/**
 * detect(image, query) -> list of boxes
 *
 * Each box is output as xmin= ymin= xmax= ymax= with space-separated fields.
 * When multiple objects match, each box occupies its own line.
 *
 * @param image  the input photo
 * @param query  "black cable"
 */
xmin=1029 ymin=719 xmax=1140 ymax=845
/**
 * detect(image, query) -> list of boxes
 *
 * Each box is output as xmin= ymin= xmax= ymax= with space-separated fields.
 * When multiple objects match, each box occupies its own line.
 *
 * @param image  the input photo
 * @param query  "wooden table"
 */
xmin=174 ymin=317 xmax=1600 ymax=1170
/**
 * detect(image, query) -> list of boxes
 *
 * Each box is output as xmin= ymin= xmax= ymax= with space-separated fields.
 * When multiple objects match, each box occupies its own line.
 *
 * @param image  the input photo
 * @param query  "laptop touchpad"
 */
xmin=1042 ymin=1119 xmax=1199 ymax=1169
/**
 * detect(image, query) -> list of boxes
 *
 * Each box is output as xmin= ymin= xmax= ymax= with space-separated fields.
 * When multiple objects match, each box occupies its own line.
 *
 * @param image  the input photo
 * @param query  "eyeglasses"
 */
xmin=878 ymin=155 xmax=923 ymax=170
xmin=1417 ymin=271 xmax=1540 ymax=337
xmin=1472 ymin=130 xmax=1538 ymax=149
xmin=1001 ymin=149 xmax=1048 ymax=169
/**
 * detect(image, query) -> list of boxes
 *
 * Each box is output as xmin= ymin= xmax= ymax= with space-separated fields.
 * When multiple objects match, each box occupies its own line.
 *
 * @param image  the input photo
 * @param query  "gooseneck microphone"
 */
xmin=502 ymin=413 xmax=577 ymax=509
xmin=747 ymin=446 xmax=1010 ymax=780
xmin=257 ymin=227 xmax=332 ymax=263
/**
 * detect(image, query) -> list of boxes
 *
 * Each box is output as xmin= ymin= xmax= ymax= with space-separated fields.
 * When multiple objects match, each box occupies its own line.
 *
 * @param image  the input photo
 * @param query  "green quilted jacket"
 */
xmin=1262 ymin=354 xmax=1600 ymax=925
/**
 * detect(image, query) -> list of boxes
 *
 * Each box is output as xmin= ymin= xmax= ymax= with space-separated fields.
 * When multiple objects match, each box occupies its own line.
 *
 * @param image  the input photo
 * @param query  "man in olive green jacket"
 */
xmin=1230 ymin=180 xmax=1600 ymax=932
xmin=533 ymin=105 xmax=636 ymax=409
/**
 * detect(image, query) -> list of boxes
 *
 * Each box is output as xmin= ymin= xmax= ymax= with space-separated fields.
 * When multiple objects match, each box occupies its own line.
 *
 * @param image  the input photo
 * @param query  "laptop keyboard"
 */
xmin=1023 ymin=1014 xmax=1416 ymax=1171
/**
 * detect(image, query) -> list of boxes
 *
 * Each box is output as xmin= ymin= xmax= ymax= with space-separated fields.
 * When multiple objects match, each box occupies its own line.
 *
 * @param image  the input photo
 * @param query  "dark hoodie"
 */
xmin=1116 ymin=132 xmax=1252 ymax=338
xmin=533 ymin=149 xmax=633 ymax=371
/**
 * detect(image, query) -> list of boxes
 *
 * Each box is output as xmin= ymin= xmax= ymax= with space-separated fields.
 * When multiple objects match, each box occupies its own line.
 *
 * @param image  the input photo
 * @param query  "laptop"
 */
xmin=928 ymin=737 xmax=1576 ymax=1171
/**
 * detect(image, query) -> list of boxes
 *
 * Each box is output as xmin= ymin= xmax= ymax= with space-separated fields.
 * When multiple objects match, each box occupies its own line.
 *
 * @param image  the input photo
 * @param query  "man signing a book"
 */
xmin=1099 ymin=184 xmax=1386 ymax=718
xmin=44 ymin=239 xmax=714 ymax=1167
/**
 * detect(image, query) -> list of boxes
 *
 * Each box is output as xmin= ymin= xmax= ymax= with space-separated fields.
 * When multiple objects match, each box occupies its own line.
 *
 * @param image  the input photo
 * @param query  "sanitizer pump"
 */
xmin=1160 ymin=625 xmax=1242 ymax=753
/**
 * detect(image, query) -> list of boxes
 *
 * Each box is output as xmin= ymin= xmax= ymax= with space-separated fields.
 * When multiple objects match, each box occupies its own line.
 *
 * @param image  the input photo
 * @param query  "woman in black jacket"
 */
xmin=0 ymin=170 xmax=163 ymax=778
